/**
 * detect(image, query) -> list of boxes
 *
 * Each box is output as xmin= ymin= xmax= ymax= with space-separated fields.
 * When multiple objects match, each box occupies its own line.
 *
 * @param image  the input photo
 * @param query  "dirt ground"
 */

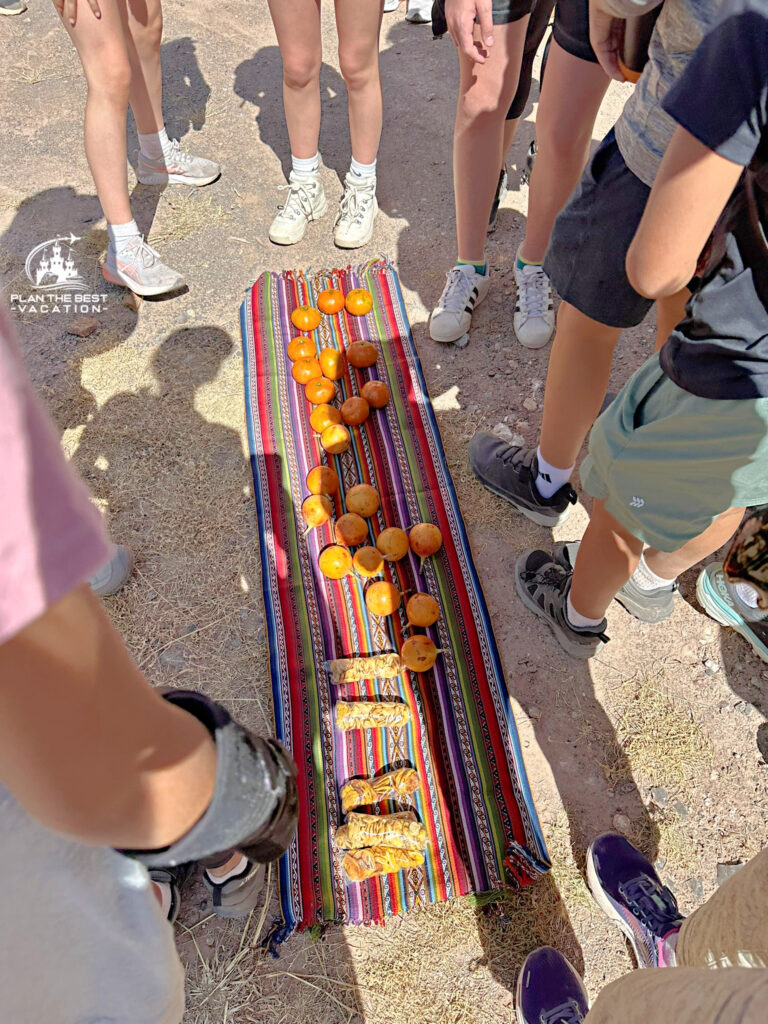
xmin=2 ymin=3 xmax=768 ymax=1023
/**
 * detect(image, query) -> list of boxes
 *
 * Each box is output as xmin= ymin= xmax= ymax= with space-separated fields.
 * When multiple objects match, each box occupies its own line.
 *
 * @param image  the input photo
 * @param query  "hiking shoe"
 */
xmin=514 ymin=247 xmax=554 ymax=349
xmin=488 ymin=167 xmax=508 ymax=232
xmin=0 ymin=0 xmax=26 ymax=13
xmin=516 ymin=947 xmax=589 ymax=1024
xmin=334 ymin=173 xmax=378 ymax=249
xmin=587 ymin=833 xmax=683 ymax=968
xmin=89 ymin=545 xmax=133 ymax=598
xmin=269 ymin=171 xmax=327 ymax=245
xmin=553 ymin=541 xmax=677 ymax=624
xmin=203 ymin=859 xmax=263 ymax=920
xmin=429 ymin=264 xmax=491 ymax=344
xmin=136 ymin=141 xmax=220 ymax=187
xmin=521 ymin=140 xmax=537 ymax=186
xmin=405 ymin=0 xmax=432 ymax=22
xmin=697 ymin=563 xmax=768 ymax=662
xmin=515 ymin=549 xmax=609 ymax=659
xmin=468 ymin=437 xmax=576 ymax=527
xmin=102 ymin=237 xmax=185 ymax=297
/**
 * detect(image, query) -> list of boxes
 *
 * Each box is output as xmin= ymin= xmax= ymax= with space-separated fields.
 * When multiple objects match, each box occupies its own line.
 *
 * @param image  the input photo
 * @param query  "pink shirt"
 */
xmin=0 ymin=305 xmax=112 ymax=643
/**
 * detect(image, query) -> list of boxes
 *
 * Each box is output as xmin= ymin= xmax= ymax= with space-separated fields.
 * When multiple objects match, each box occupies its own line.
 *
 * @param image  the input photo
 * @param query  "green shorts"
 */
xmin=581 ymin=356 xmax=768 ymax=552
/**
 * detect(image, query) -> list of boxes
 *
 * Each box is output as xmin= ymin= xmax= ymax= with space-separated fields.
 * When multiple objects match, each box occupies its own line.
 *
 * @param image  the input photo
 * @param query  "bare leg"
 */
xmin=454 ymin=17 xmax=530 ymax=263
xmin=54 ymin=0 xmax=133 ymax=224
xmin=503 ymin=115 xmax=520 ymax=157
xmin=654 ymin=286 xmax=690 ymax=352
xmin=520 ymin=41 xmax=608 ymax=263
xmin=336 ymin=0 xmax=384 ymax=164
xmin=122 ymin=0 xmax=164 ymax=134
xmin=538 ymin=302 xmax=621 ymax=468
xmin=569 ymin=499 xmax=643 ymax=619
xmin=645 ymin=507 xmax=746 ymax=580
xmin=267 ymin=0 xmax=323 ymax=160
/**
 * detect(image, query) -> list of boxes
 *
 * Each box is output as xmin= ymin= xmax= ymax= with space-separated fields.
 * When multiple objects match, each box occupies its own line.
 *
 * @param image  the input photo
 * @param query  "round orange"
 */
xmin=334 ymin=512 xmax=369 ymax=547
xmin=287 ymin=337 xmax=316 ymax=362
xmin=365 ymin=580 xmax=402 ymax=617
xmin=376 ymin=527 xmax=410 ymax=562
xmin=306 ymin=465 xmax=339 ymax=496
xmin=346 ymin=341 xmax=378 ymax=368
xmin=292 ymin=357 xmax=322 ymax=384
xmin=341 ymin=396 xmax=370 ymax=426
xmin=345 ymin=288 xmax=373 ymax=316
xmin=318 ymin=544 xmax=353 ymax=580
xmin=302 ymin=494 xmax=333 ymax=530
xmin=305 ymin=377 xmax=337 ymax=405
xmin=291 ymin=305 xmax=322 ymax=332
xmin=406 ymin=593 xmax=440 ymax=628
xmin=401 ymin=636 xmax=439 ymax=673
xmin=353 ymin=546 xmax=384 ymax=578
xmin=317 ymin=288 xmax=345 ymax=315
xmin=361 ymin=380 xmax=390 ymax=408
xmin=409 ymin=523 xmax=443 ymax=558
xmin=319 ymin=347 xmax=346 ymax=381
xmin=345 ymin=483 xmax=380 ymax=518
xmin=309 ymin=403 xmax=342 ymax=434
xmin=321 ymin=424 xmax=351 ymax=455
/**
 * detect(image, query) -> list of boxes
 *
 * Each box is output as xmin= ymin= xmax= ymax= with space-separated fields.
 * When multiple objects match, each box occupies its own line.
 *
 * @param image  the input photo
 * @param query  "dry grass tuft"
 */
xmin=148 ymin=192 xmax=231 ymax=246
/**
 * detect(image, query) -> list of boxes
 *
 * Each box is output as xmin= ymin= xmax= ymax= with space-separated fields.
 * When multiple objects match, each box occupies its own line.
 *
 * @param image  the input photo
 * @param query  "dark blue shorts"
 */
xmin=543 ymin=129 xmax=653 ymax=329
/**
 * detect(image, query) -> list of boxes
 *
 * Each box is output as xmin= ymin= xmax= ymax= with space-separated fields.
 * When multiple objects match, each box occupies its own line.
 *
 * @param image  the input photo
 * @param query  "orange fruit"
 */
xmin=401 ymin=636 xmax=439 ymax=673
xmin=321 ymin=424 xmax=351 ymax=455
xmin=306 ymin=465 xmax=339 ymax=496
xmin=318 ymin=544 xmax=353 ymax=580
xmin=341 ymin=396 xmax=370 ymax=426
xmin=305 ymin=377 xmax=337 ymax=405
xmin=317 ymin=288 xmax=345 ymax=315
xmin=292 ymin=357 xmax=322 ymax=384
xmin=345 ymin=288 xmax=373 ymax=316
xmin=345 ymin=484 xmax=380 ymax=518
xmin=287 ymin=337 xmax=316 ymax=362
xmin=346 ymin=341 xmax=378 ymax=368
xmin=406 ymin=593 xmax=440 ymax=628
xmin=319 ymin=347 xmax=346 ymax=381
xmin=409 ymin=523 xmax=443 ymax=558
xmin=376 ymin=527 xmax=410 ymax=561
xmin=291 ymin=305 xmax=322 ymax=332
xmin=361 ymin=380 xmax=390 ymax=408
xmin=309 ymin=403 xmax=341 ymax=434
xmin=334 ymin=512 xmax=369 ymax=547
xmin=365 ymin=580 xmax=402 ymax=617
xmin=302 ymin=494 xmax=333 ymax=530
xmin=353 ymin=546 xmax=384 ymax=578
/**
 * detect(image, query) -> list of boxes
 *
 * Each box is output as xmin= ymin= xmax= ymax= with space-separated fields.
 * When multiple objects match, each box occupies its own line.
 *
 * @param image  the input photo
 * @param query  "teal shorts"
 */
xmin=581 ymin=356 xmax=768 ymax=552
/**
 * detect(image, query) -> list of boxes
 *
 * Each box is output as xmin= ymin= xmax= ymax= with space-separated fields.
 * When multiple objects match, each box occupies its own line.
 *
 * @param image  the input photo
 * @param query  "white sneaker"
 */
xmin=269 ymin=171 xmax=327 ymax=245
xmin=384 ymin=0 xmax=400 ymax=10
xmin=406 ymin=0 xmax=432 ymax=22
xmin=136 ymin=140 xmax=220 ymax=186
xmin=513 ymin=250 xmax=554 ymax=349
xmin=102 ymin=236 xmax=185 ymax=297
xmin=334 ymin=173 xmax=378 ymax=249
xmin=429 ymin=264 xmax=490 ymax=344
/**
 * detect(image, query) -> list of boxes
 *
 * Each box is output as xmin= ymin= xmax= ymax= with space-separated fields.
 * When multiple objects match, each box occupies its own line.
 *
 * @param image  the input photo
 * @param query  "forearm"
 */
xmin=0 ymin=585 xmax=217 ymax=848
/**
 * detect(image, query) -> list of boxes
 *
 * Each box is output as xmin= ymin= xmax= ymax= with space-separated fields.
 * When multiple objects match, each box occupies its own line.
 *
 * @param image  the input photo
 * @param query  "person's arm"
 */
xmin=589 ymin=0 xmax=663 ymax=80
xmin=0 ymin=584 xmax=218 ymax=849
xmin=444 ymin=0 xmax=495 ymax=64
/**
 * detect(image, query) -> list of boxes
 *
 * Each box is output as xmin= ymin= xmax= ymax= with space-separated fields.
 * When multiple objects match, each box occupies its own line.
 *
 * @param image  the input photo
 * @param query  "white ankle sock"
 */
xmin=350 ymin=156 xmax=377 ymax=179
xmin=291 ymin=152 xmax=320 ymax=177
xmin=205 ymin=853 xmax=249 ymax=884
xmin=107 ymin=219 xmax=140 ymax=252
xmin=566 ymin=592 xmax=603 ymax=629
xmin=138 ymin=127 xmax=172 ymax=160
xmin=631 ymin=552 xmax=676 ymax=592
xmin=535 ymin=447 xmax=574 ymax=499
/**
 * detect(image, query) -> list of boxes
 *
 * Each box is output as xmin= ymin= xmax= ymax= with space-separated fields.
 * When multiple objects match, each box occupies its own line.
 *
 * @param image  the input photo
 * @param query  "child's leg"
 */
xmin=267 ymin=0 xmax=323 ymax=160
xmin=335 ymin=0 xmax=384 ymax=166
xmin=569 ymin=499 xmax=644 ymax=620
xmin=122 ymin=0 xmax=164 ymax=134
xmin=644 ymin=507 xmax=746 ymax=581
xmin=655 ymin=287 xmax=691 ymax=352
xmin=55 ymin=0 xmax=133 ymax=224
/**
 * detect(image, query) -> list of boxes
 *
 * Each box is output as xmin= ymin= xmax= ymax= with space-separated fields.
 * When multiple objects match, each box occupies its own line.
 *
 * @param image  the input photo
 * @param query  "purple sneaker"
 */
xmin=516 ymin=947 xmax=589 ymax=1024
xmin=587 ymin=833 xmax=683 ymax=968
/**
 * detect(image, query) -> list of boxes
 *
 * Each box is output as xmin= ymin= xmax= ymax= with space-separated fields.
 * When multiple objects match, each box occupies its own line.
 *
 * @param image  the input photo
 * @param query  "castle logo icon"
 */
xmin=24 ymin=233 xmax=87 ymax=292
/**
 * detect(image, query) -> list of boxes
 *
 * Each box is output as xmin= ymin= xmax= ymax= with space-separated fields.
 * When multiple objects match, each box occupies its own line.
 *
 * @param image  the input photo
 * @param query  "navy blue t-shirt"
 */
xmin=659 ymin=0 xmax=768 ymax=400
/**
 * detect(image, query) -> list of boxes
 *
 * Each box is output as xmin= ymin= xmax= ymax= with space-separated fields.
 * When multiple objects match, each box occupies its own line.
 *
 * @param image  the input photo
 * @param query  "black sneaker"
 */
xmin=467 ymin=436 xmax=577 ymax=527
xmin=516 ymin=947 xmax=588 ymax=1024
xmin=521 ymin=140 xmax=537 ymax=186
xmin=515 ymin=549 xmax=609 ymax=659
xmin=488 ymin=166 xmax=508 ymax=232
xmin=553 ymin=541 xmax=677 ymax=623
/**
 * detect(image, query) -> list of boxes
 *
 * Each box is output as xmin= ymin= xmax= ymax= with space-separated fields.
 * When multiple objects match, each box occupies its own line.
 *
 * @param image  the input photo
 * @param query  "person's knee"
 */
xmin=536 ymin=106 xmax=591 ymax=165
xmin=282 ymin=50 xmax=321 ymax=92
xmin=338 ymin=47 xmax=378 ymax=92
xmin=456 ymin=79 xmax=508 ymax=125
xmin=129 ymin=2 xmax=163 ymax=54
xmin=555 ymin=302 xmax=621 ymax=347
xmin=85 ymin=52 xmax=133 ymax=105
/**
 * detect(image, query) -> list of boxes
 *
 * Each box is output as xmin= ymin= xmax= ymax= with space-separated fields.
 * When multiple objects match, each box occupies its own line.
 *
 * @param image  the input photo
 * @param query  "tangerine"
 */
xmin=306 ymin=465 xmax=339 ymax=496
xmin=345 ymin=288 xmax=373 ymax=316
xmin=309 ymin=403 xmax=341 ymax=434
xmin=319 ymin=347 xmax=346 ymax=381
xmin=317 ymin=288 xmax=345 ymax=315
xmin=292 ymin=357 xmax=322 ymax=384
xmin=287 ymin=337 xmax=316 ymax=362
xmin=318 ymin=544 xmax=353 ymax=580
xmin=376 ymin=527 xmax=410 ymax=561
xmin=361 ymin=380 xmax=390 ymax=408
xmin=291 ymin=305 xmax=322 ymax=332
xmin=341 ymin=396 xmax=370 ymax=426
xmin=406 ymin=593 xmax=440 ymax=628
xmin=302 ymin=494 xmax=333 ymax=530
xmin=401 ymin=635 xmax=439 ymax=673
xmin=305 ymin=377 xmax=337 ymax=405
xmin=334 ymin=512 xmax=369 ymax=547
xmin=321 ymin=424 xmax=351 ymax=455
xmin=347 ymin=341 xmax=378 ymax=368
xmin=345 ymin=483 xmax=380 ymax=518
xmin=365 ymin=581 xmax=402 ymax=617
xmin=410 ymin=523 xmax=443 ymax=558
xmin=353 ymin=546 xmax=384 ymax=578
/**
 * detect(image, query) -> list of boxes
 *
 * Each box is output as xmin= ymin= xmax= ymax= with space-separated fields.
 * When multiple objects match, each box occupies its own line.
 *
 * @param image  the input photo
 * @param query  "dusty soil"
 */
xmin=2 ymin=3 xmax=767 ymax=1023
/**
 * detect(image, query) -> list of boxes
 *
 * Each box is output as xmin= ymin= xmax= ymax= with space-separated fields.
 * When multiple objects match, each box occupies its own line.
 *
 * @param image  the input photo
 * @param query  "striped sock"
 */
xmin=458 ymin=259 xmax=488 ymax=275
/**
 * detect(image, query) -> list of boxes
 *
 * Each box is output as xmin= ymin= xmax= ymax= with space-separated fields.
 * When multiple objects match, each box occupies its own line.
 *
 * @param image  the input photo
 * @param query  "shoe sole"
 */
xmin=405 ymin=12 xmax=431 ymax=21
xmin=471 ymin=471 xmax=571 ymax=528
xmin=334 ymin=198 xmax=378 ymax=249
xmin=270 ymin=194 xmax=328 ymax=246
xmin=514 ymin=551 xmax=597 ymax=659
xmin=101 ymin=265 xmax=185 ymax=297
xmin=136 ymin=170 xmax=221 ymax=187
xmin=586 ymin=843 xmax=649 ymax=968
xmin=696 ymin=568 xmax=768 ymax=663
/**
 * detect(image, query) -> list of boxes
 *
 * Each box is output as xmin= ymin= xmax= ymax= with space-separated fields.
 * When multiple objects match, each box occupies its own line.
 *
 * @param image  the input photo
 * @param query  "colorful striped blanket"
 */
xmin=240 ymin=259 xmax=549 ymax=938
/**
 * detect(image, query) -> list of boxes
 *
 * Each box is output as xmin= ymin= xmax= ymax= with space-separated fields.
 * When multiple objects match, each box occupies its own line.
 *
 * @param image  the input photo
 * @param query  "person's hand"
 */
xmin=445 ymin=0 xmax=495 ymax=64
xmin=53 ymin=0 xmax=102 ymax=28
xmin=589 ymin=0 xmax=627 ymax=81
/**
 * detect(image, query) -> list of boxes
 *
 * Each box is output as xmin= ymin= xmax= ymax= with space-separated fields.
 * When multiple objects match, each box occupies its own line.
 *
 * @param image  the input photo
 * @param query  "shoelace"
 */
xmin=517 ymin=266 xmax=549 ymax=319
xmin=439 ymin=266 xmax=476 ymax=313
xmin=337 ymin=182 xmax=374 ymax=227
xmin=164 ymin=139 xmax=194 ymax=168
xmin=540 ymin=999 xmax=584 ymax=1024
xmin=277 ymin=181 xmax=317 ymax=222
xmin=618 ymin=875 xmax=682 ymax=937
xmin=118 ymin=235 xmax=160 ymax=268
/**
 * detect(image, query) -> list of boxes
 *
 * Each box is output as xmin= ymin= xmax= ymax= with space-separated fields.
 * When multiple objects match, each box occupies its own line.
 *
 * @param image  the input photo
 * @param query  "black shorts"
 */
xmin=432 ymin=0 xmax=531 ymax=30
xmin=553 ymin=0 xmax=597 ymax=64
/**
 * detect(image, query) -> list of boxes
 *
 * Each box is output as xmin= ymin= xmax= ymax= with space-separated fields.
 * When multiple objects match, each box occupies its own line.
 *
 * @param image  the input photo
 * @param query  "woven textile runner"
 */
xmin=240 ymin=259 xmax=549 ymax=937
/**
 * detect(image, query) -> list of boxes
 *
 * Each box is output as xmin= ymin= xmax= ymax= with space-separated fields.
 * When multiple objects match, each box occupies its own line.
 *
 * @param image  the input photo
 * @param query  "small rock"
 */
xmin=612 ymin=813 xmax=631 ymax=834
xmin=522 ymin=397 xmax=538 ymax=412
xmin=493 ymin=423 xmax=515 ymax=443
xmin=147 ymin=590 xmax=158 ymax=601
xmin=454 ymin=333 xmax=470 ymax=349
xmin=672 ymin=800 xmax=689 ymax=820
xmin=527 ymin=706 xmax=542 ymax=720
xmin=186 ymin=309 xmax=196 ymax=319
xmin=224 ymin=635 xmax=243 ymax=651
xmin=716 ymin=862 xmax=744 ymax=886
xmin=686 ymin=876 xmax=704 ymax=899
xmin=655 ymin=855 xmax=666 ymax=871
xmin=66 ymin=316 xmax=98 ymax=338
xmin=650 ymin=786 xmax=669 ymax=807
xmin=186 ymin=624 xmax=197 ymax=633
xmin=734 ymin=700 xmax=754 ymax=716
xmin=122 ymin=291 xmax=143 ymax=311
xmin=704 ymin=658 xmax=720 ymax=675
xmin=159 ymin=645 xmax=188 ymax=669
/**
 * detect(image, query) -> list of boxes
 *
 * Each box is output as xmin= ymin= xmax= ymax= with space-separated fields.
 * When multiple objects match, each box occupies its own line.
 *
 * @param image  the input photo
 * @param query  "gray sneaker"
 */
xmin=102 ymin=236 xmax=185 ymax=296
xmin=203 ymin=860 xmax=263 ymax=920
xmin=468 ymin=435 xmax=576 ymax=527
xmin=516 ymin=549 xmax=609 ymax=659
xmin=334 ymin=173 xmax=378 ymax=249
xmin=553 ymin=541 xmax=677 ymax=623
xmin=136 ymin=141 xmax=220 ymax=187
xmin=0 ymin=0 xmax=26 ymax=13
xmin=269 ymin=171 xmax=327 ymax=246
xmin=89 ymin=545 xmax=133 ymax=598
